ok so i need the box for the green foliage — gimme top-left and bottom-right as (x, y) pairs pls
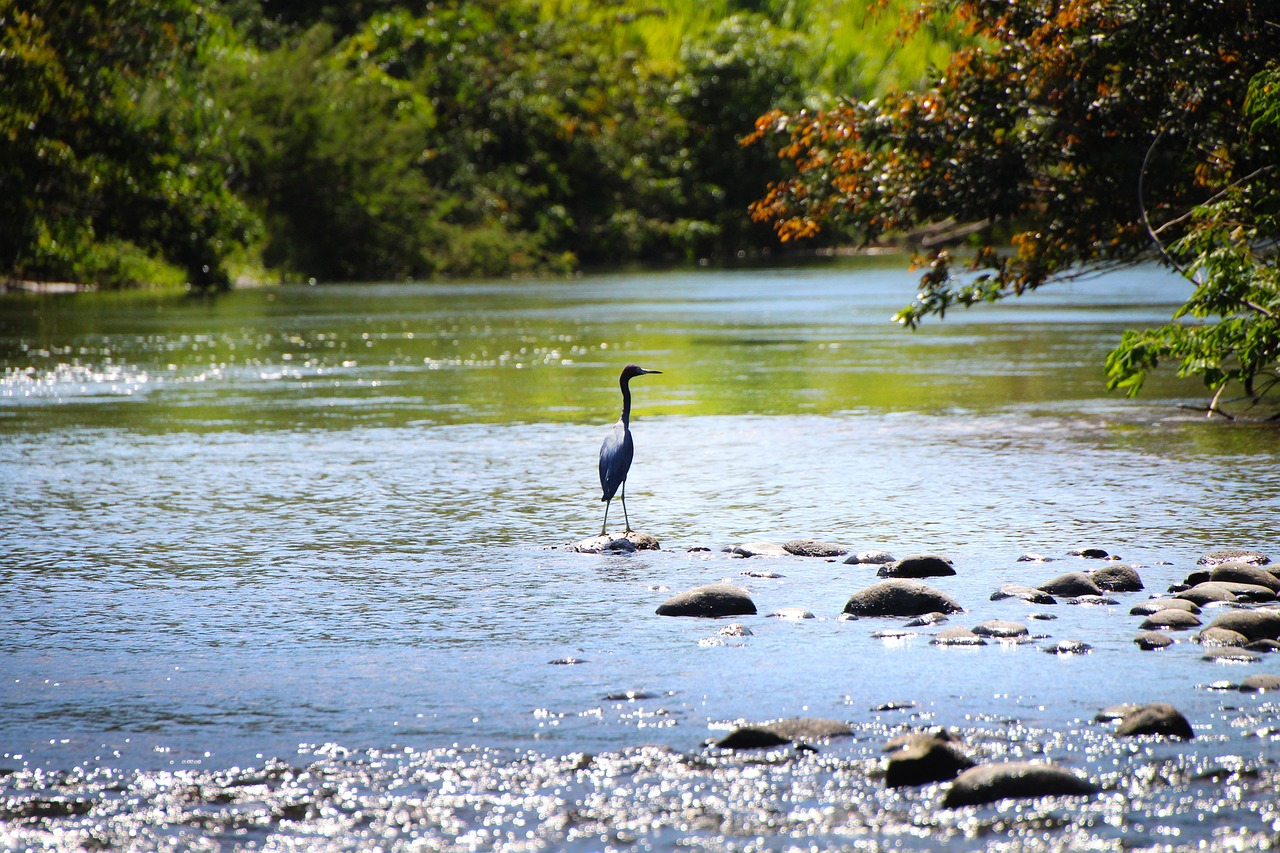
(0, 0), (256, 290)
(750, 0), (1280, 412)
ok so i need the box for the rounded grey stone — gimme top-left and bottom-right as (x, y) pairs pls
(1089, 564), (1144, 592)
(1130, 598), (1200, 616)
(1198, 549), (1271, 567)
(1209, 563), (1280, 592)
(1115, 703), (1195, 740)
(1134, 631), (1174, 650)
(942, 762), (1099, 807)
(885, 733), (974, 788)
(1038, 572), (1103, 597)
(1203, 646), (1261, 664)
(972, 620), (1029, 639)
(1174, 582), (1241, 605)
(1042, 640), (1092, 655)
(844, 550), (895, 565)
(1139, 609), (1203, 631)
(878, 554), (956, 579)
(656, 584), (757, 618)
(843, 580), (964, 618)
(1204, 609), (1280, 641)
(1196, 627), (1248, 647)
(1238, 674), (1280, 692)
(783, 539), (848, 557)
(728, 542), (789, 558)
(931, 626), (987, 646)
(991, 584), (1057, 605)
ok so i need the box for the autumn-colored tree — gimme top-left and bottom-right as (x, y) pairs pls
(748, 0), (1280, 414)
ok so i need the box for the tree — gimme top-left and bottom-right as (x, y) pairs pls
(747, 0), (1279, 414)
(0, 0), (254, 289)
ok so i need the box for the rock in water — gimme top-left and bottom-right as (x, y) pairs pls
(1089, 564), (1144, 592)
(1209, 562), (1280, 592)
(943, 762), (1099, 807)
(1198, 548), (1271, 566)
(783, 539), (848, 557)
(1134, 631), (1174, 650)
(843, 580), (963, 618)
(844, 550), (895, 565)
(884, 732), (973, 787)
(656, 584), (757, 618)
(1139, 609), (1202, 631)
(716, 717), (852, 749)
(972, 620), (1029, 639)
(878, 554), (956, 578)
(728, 542), (789, 558)
(991, 584), (1057, 605)
(1038, 572), (1103, 597)
(1203, 609), (1280, 641)
(1114, 703), (1195, 740)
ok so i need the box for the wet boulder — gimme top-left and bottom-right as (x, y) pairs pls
(656, 584), (757, 618)
(884, 731), (973, 787)
(991, 584), (1057, 605)
(1198, 548), (1271, 567)
(768, 607), (815, 620)
(877, 554), (955, 579)
(1042, 640), (1092, 655)
(1203, 608), (1280, 642)
(906, 612), (951, 627)
(1114, 703), (1195, 740)
(1089, 564), (1144, 592)
(1209, 562), (1280, 592)
(1203, 646), (1261, 664)
(783, 539), (847, 558)
(572, 535), (637, 554)
(843, 580), (963, 618)
(1139, 609), (1202, 631)
(971, 620), (1029, 639)
(1174, 582), (1243, 605)
(1134, 631), (1174, 650)
(942, 762), (1099, 807)
(844, 550), (895, 565)
(1196, 627), (1249, 647)
(1130, 598), (1200, 616)
(728, 542), (789, 558)
(716, 717), (852, 750)
(1068, 548), (1112, 559)
(1038, 572), (1103, 597)
(931, 626), (987, 647)
(1238, 674), (1280, 692)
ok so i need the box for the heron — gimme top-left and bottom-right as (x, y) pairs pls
(599, 363), (662, 535)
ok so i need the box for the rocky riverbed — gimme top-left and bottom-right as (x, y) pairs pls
(5, 543), (1278, 851)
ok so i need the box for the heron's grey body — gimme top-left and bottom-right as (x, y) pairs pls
(599, 364), (661, 535)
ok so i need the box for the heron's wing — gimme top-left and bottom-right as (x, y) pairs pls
(598, 421), (634, 501)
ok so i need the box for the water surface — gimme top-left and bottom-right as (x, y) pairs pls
(2, 259), (1278, 850)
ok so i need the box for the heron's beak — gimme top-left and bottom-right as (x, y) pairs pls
(639, 368), (662, 375)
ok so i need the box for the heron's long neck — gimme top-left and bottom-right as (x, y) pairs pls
(619, 379), (633, 425)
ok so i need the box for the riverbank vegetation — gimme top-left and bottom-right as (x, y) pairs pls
(0, 0), (958, 291)
(748, 0), (1280, 412)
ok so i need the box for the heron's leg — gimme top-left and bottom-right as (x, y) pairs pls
(600, 498), (611, 536)
(621, 480), (632, 532)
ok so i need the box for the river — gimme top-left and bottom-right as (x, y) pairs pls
(1, 258), (1277, 851)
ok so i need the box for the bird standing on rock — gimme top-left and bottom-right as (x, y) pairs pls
(599, 364), (661, 536)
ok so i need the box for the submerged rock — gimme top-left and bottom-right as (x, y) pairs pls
(656, 584), (757, 618)
(932, 626), (987, 646)
(971, 620), (1029, 639)
(1238, 673), (1280, 692)
(878, 554), (955, 579)
(1134, 631), (1174, 650)
(769, 607), (815, 620)
(1043, 640), (1092, 655)
(1089, 564), (1144, 592)
(573, 531), (659, 553)
(1068, 548), (1112, 559)
(884, 731), (973, 788)
(1115, 703), (1195, 740)
(1209, 562), (1280, 592)
(942, 762), (1099, 807)
(783, 539), (847, 558)
(905, 611), (950, 627)
(1203, 647), (1261, 664)
(1130, 598), (1200, 616)
(990, 584), (1057, 605)
(1198, 548), (1271, 567)
(727, 542), (789, 558)
(1196, 627), (1249, 647)
(843, 580), (963, 618)
(844, 550), (896, 565)
(716, 717), (853, 750)
(1038, 572), (1103, 597)
(1203, 609), (1280, 641)
(1139, 609), (1202, 631)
